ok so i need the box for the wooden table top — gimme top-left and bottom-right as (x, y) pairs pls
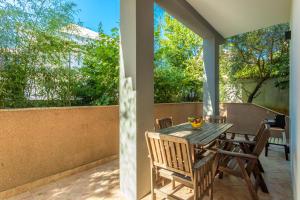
(158, 122), (233, 146)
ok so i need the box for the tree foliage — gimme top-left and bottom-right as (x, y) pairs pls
(0, 1), (289, 109)
(154, 13), (203, 103)
(0, 0), (80, 108)
(220, 24), (289, 103)
(77, 27), (119, 105)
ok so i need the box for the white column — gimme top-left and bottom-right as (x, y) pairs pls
(203, 38), (220, 116)
(290, 0), (300, 199)
(120, 0), (154, 199)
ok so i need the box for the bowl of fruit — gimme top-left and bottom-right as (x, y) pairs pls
(188, 117), (204, 129)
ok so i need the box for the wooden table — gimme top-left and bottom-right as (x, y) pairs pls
(158, 122), (233, 147)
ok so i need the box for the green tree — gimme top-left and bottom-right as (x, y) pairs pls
(220, 24), (289, 103)
(0, 0), (80, 108)
(154, 13), (203, 103)
(155, 14), (203, 69)
(77, 27), (119, 105)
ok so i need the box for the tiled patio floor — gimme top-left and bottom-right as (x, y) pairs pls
(7, 146), (292, 200)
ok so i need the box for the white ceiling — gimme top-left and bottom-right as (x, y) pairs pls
(186, 0), (291, 38)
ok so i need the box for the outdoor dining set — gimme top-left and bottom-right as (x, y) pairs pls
(145, 115), (288, 200)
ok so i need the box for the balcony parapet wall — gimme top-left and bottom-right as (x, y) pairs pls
(0, 103), (288, 198)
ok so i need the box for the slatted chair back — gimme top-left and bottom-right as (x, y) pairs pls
(156, 117), (173, 130)
(145, 131), (193, 178)
(145, 132), (164, 167)
(146, 131), (215, 200)
(194, 153), (215, 199)
(252, 124), (271, 156)
(160, 134), (193, 177)
(253, 121), (267, 142)
(204, 115), (226, 123)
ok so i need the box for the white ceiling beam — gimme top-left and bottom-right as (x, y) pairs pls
(186, 0), (291, 37)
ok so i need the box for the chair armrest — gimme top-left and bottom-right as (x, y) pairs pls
(270, 127), (285, 131)
(193, 153), (215, 169)
(225, 131), (255, 140)
(226, 131), (255, 136)
(217, 149), (257, 160)
(226, 131), (246, 135)
(217, 138), (256, 145)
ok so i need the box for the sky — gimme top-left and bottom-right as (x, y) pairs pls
(71, 1), (165, 35)
(72, 0), (120, 34)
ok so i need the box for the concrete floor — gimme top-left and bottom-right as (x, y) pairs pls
(6, 146), (292, 200)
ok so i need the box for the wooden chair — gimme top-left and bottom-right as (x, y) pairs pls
(220, 122), (267, 173)
(203, 115), (231, 140)
(265, 130), (289, 160)
(265, 115), (289, 160)
(145, 131), (215, 200)
(215, 124), (271, 200)
(202, 115), (227, 150)
(229, 121), (267, 141)
(156, 117), (173, 130)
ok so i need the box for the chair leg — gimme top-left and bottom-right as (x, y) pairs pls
(237, 158), (258, 200)
(194, 172), (198, 200)
(258, 173), (269, 193)
(213, 153), (223, 179)
(218, 171), (223, 179)
(172, 180), (175, 189)
(265, 143), (269, 157)
(257, 159), (265, 173)
(284, 145), (289, 161)
(253, 165), (269, 193)
(209, 185), (213, 200)
(150, 167), (156, 200)
(230, 132), (236, 139)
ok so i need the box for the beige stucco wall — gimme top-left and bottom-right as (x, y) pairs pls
(0, 102), (288, 194)
(220, 103), (289, 138)
(154, 102), (203, 127)
(0, 106), (119, 193)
